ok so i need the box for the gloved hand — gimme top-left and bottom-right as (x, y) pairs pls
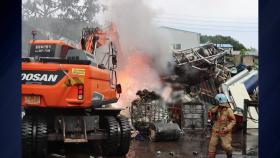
(218, 127), (229, 136)
(221, 127), (228, 132)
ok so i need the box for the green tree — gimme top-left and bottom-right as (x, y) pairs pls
(22, 0), (105, 55)
(240, 49), (247, 56)
(22, 0), (105, 40)
(23, 0), (103, 23)
(239, 49), (248, 64)
(22, 0), (63, 19)
(200, 35), (247, 51)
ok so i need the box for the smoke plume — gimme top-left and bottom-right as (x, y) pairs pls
(100, 0), (171, 109)
(103, 0), (170, 72)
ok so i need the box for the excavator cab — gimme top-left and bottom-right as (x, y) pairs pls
(28, 40), (73, 58)
(25, 40), (98, 66)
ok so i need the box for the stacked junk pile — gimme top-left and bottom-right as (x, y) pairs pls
(130, 44), (258, 141)
(130, 89), (181, 141)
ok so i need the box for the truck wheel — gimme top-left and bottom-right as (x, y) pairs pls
(149, 124), (157, 142)
(35, 117), (48, 158)
(101, 116), (120, 156)
(116, 116), (131, 156)
(22, 116), (33, 158)
(21, 115), (48, 158)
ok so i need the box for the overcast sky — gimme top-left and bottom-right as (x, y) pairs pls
(149, 0), (258, 49)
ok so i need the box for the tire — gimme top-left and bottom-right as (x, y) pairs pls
(35, 117), (48, 158)
(22, 116), (33, 158)
(101, 116), (120, 156)
(149, 125), (157, 142)
(21, 115), (48, 158)
(116, 116), (131, 156)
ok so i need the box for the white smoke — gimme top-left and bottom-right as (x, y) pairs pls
(97, 0), (174, 111)
(99, 0), (171, 73)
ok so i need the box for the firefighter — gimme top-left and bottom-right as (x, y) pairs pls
(208, 93), (236, 158)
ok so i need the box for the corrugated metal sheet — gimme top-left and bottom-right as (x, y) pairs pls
(181, 102), (207, 130)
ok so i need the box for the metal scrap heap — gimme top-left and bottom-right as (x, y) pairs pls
(131, 89), (169, 129)
(173, 43), (228, 70)
(130, 89), (181, 141)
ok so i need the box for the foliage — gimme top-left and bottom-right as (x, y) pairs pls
(22, 0), (105, 41)
(200, 35), (247, 51)
(22, 0), (104, 23)
(240, 49), (247, 56)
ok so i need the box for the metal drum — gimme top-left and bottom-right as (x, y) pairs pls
(149, 122), (181, 142)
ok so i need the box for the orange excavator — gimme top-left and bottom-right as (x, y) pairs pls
(21, 25), (131, 157)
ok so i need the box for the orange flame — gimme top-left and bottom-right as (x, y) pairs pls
(114, 51), (162, 109)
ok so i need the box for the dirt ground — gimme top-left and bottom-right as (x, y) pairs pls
(50, 129), (258, 158)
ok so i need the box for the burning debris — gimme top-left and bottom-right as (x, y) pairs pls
(135, 89), (161, 101)
(128, 43), (258, 139)
(130, 89), (181, 141)
(115, 52), (162, 111)
(130, 89), (169, 129)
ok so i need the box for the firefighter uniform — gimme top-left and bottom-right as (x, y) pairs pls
(208, 96), (236, 158)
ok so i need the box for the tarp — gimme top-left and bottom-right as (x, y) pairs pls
(244, 74), (258, 93)
(229, 84), (258, 128)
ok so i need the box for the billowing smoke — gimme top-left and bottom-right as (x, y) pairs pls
(99, 0), (172, 109)
(103, 0), (170, 72)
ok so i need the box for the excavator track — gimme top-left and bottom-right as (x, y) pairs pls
(21, 115), (48, 158)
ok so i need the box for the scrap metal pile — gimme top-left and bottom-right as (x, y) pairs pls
(130, 43), (259, 141)
(130, 89), (169, 129)
(170, 43), (259, 129)
(130, 89), (181, 141)
(162, 45), (233, 92)
(173, 43), (228, 69)
(167, 44), (236, 104)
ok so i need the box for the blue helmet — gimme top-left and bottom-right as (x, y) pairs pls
(215, 93), (228, 104)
